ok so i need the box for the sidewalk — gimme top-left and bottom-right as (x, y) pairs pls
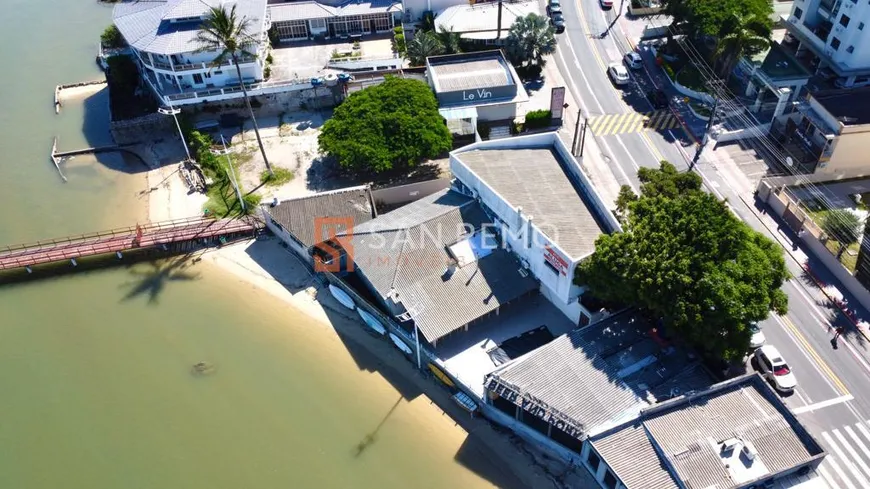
(542, 59), (624, 208)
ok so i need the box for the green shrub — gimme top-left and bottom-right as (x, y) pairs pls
(393, 25), (403, 35)
(524, 109), (552, 130)
(265, 53), (273, 64)
(393, 32), (407, 56)
(660, 59), (676, 80)
(101, 25), (126, 49)
(263, 66), (271, 79)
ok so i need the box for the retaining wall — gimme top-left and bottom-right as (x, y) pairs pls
(110, 112), (174, 145)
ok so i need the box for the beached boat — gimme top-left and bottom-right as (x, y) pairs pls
(329, 284), (356, 310)
(389, 333), (413, 355)
(357, 308), (386, 335)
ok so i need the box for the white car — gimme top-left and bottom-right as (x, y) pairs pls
(754, 345), (797, 393)
(608, 63), (630, 85)
(749, 323), (765, 349)
(624, 52), (643, 70)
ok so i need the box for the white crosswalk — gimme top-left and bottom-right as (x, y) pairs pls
(817, 421), (870, 489)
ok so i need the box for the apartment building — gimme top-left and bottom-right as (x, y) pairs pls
(784, 0), (870, 87)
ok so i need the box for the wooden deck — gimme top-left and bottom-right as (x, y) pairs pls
(0, 216), (260, 271)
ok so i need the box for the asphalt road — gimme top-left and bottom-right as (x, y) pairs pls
(549, 0), (870, 486)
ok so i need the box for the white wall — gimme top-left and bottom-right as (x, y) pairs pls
(403, 0), (466, 20)
(262, 208), (314, 266)
(477, 103), (518, 122)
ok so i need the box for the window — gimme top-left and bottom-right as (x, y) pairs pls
(543, 258), (560, 275)
(794, 7), (803, 19)
(840, 14), (851, 27)
(586, 449), (601, 473)
(860, 22), (865, 30)
(310, 18), (326, 29)
(831, 37), (841, 50)
(603, 470), (619, 489)
(193, 73), (204, 84)
(847, 46), (855, 53)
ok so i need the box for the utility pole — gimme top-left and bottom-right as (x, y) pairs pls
(220, 134), (245, 212)
(571, 107), (583, 155)
(496, 0), (504, 41)
(157, 101), (191, 162)
(579, 117), (588, 158)
(690, 81), (724, 171)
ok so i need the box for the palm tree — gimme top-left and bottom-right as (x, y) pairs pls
(196, 5), (273, 176)
(505, 14), (556, 75)
(713, 12), (770, 79)
(406, 31), (444, 66)
(437, 26), (462, 55)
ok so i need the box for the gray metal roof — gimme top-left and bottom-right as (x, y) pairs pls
(641, 375), (824, 489)
(341, 189), (538, 343)
(429, 58), (512, 92)
(455, 148), (606, 259)
(486, 313), (713, 440)
(269, 0), (401, 22)
(263, 186), (375, 249)
(113, 0), (268, 55)
(590, 423), (680, 489)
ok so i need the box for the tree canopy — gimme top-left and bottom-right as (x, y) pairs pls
(575, 162), (789, 361)
(318, 77), (452, 173)
(664, 0), (773, 39)
(505, 14), (556, 78)
(821, 209), (864, 257)
(407, 31), (444, 66)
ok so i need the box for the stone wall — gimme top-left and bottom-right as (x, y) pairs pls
(110, 112), (174, 145)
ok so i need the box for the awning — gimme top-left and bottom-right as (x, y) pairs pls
(439, 106), (478, 120)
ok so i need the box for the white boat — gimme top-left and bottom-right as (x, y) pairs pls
(357, 308), (386, 335)
(389, 333), (413, 355)
(329, 284), (356, 310)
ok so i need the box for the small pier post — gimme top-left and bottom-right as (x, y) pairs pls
(50, 137), (68, 183)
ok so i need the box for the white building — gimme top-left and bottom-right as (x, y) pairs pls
(450, 132), (622, 327)
(269, 0), (402, 42)
(784, 0), (870, 87)
(113, 0), (271, 105)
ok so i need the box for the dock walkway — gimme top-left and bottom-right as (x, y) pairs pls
(0, 216), (260, 271)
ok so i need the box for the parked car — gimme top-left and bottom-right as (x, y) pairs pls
(749, 323), (766, 349)
(600, 0), (614, 8)
(624, 52), (643, 70)
(754, 345), (797, 393)
(646, 89), (668, 109)
(607, 63), (630, 85)
(550, 14), (565, 33)
(546, 0), (563, 16)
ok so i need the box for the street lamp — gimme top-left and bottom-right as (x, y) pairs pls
(158, 101), (191, 162)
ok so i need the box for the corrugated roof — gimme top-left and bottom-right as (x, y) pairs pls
(113, 0), (268, 55)
(263, 186), (375, 249)
(591, 423), (680, 489)
(429, 58), (511, 92)
(340, 189), (538, 343)
(455, 148), (606, 259)
(642, 377), (823, 489)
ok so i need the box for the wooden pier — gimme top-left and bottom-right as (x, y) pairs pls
(0, 216), (261, 274)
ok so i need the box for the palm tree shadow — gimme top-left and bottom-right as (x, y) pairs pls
(118, 255), (201, 304)
(352, 396), (403, 458)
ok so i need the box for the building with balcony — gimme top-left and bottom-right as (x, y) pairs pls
(268, 0), (402, 42)
(784, 0), (870, 87)
(772, 87), (870, 177)
(113, 0), (272, 106)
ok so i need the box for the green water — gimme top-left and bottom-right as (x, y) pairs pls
(0, 2), (498, 487)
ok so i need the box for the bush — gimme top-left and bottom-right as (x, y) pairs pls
(263, 66), (271, 79)
(101, 25), (126, 49)
(393, 32), (407, 56)
(393, 25), (403, 35)
(524, 109), (552, 130)
(660, 58), (676, 80)
(265, 53), (273, 64)
(260, 167), (294, 186)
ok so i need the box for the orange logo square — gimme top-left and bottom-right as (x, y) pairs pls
(313, 216), (354, 272)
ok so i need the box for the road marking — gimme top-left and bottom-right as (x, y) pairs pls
(793, 387), (811, 407)
(831, 429), (870, 480)
(773, 314), (845, 397)
(587, 111), (680, 135)
(845, 425), (870, 462)
(779, 314), (850, 396)
(576, 3), (608, 71)
(824, 454), (859, 489)
(793, 394), (855, 414)
(824, 430), (870, 486)
(816, 463), (840, 489)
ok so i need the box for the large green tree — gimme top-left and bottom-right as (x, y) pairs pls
(318, 77), (452, 173)
(664, 0), (773, 38)
(505, 14), (556, 77)
(714, 12), (770, 78)
(407, 31), (444, 66)
(821, 209), (863, 258)
(576, 162), (789, 361)
(196, 5), (273, 176)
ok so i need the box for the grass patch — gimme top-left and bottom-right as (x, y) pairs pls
(204, 180), (261, 217)
(824, 239), (859, 272)
(260, 167), (294, 187)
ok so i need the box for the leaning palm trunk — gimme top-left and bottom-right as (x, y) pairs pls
(233, 53), (273, 176)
